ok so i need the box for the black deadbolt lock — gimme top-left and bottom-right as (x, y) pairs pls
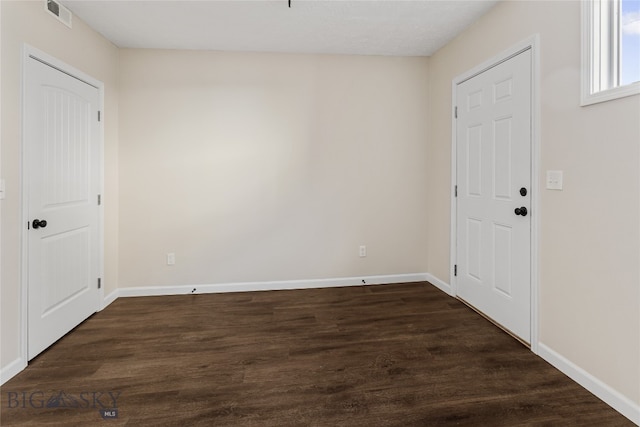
(520, 187), (527, 197)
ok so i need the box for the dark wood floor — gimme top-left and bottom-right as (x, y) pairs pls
(0, 282), (633, 426)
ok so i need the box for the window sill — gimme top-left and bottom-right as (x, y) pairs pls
(581, 81), (640, 106)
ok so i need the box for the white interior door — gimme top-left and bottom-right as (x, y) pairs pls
(25, 55), (101, 360)
(455, 49), (532, 343)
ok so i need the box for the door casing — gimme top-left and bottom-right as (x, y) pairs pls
(20, 44), (105, 364)
(450, 35), (540, 353)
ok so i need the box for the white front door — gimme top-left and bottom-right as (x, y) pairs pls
(455, 49), (532, 343)
(25, 55), (101, 360)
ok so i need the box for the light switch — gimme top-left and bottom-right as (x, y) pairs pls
(546, 170), (563, 190)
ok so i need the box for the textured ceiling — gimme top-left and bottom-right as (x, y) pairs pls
(61, 0), (499, 56)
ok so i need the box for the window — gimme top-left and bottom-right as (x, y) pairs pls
(582, 0), (640, 105)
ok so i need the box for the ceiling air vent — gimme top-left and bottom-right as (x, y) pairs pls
(45, 0), (72, 28)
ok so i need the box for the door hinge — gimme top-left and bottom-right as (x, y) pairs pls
(454, 265), (457, 276)
(97, 278), (102, 289)
(98, 194), (102, 205)
(454, 185), (458, 197)
(98, 111), (101, 122)
(454, 106), (458, 119)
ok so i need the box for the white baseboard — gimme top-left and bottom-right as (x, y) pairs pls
(538, 343), (640, 425)
(424, 273), (453, 296)
(118, 273), (431, 298)
(0, 357), (26, 386)
(101, 289), (119, 309)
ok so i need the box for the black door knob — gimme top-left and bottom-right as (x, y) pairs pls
(32, 219), (47, 229)
(514, 207), (528, 217)
(520, 187), (527, 197)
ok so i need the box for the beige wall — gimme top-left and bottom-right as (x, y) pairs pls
(0, 1), (119, 370)
(427, 0), (639, 404)
(118, 49), (430, 287)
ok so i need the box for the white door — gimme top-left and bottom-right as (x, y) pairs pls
(25, 56), (101, 360)
(455, 49), (532, 343)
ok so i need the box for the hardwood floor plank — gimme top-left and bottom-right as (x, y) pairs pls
(0, 282), (633, 426)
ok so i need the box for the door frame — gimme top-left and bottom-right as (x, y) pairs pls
(450, 35), (540, 353)
(20, 44), (105, 364)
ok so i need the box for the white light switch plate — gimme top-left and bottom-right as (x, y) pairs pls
(546, 170), (563, 190)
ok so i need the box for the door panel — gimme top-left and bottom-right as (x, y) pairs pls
(42, 87), (91, 206)
(492, 223), (512, 297)
(456, 50), (532, 343)
(41, 228), (90, 315)
(466, 125), (483, 196)
(466, 217), (482, 281)
(26, 57), (100, 360)
(493, 116), (512, 199)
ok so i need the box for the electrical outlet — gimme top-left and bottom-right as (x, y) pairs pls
(167, 253), (175, 266)
(359, 245), (367, 257)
